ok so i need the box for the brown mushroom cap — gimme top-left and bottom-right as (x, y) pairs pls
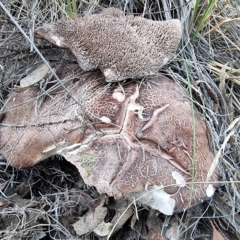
(0, 70), (219, 215)
(35, 8), (182, 82)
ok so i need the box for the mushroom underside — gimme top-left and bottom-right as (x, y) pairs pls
(35, 7), (182, 82)
(0, 69), (219, 215)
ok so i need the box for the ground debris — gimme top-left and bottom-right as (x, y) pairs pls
(0, 0), (240, 239)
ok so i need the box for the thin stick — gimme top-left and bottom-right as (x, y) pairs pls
(0, 2), (84, 107)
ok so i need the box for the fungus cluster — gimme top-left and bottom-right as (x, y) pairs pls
(0, 8), (218, 215)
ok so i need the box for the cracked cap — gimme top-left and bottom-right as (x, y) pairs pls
(0, 69), (219, 215)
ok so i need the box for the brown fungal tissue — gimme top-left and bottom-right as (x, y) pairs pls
(35, 8), (182, 82)
(0, 69), (219, 215)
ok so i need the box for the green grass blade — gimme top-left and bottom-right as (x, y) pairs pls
(192, 0), (201, 23)
(191, 0), (218, 42)
(67, 0), (77, 19)
(182, 55), (196, 205)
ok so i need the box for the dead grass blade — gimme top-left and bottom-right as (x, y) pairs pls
(209, 220), (225, 240)
(207, 116), (240, 182)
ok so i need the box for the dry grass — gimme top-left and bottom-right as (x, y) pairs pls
(0, 0), (240, 239)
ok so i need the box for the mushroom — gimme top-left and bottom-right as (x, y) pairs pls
(35, 8), (182, 82)
(0, 69), (219, 215)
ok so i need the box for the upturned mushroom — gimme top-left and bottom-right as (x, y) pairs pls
(0, 69), (219, 215)
(35, 8), (182, 82)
